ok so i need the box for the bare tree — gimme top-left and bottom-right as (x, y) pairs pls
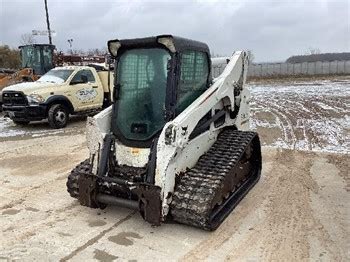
(20, 34), (36, 45)
(305, 47), (321, 55)
(211, 51), (228, 58)
(100, 47), (108, 55)
(247, 50), (255, 65)
(69, 49), (86, 55)
(87, 48), (108, 56)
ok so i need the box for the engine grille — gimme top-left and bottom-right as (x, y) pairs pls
(2, 92), (28, 106)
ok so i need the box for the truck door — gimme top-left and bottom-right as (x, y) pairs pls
(69, 69), (102, 111)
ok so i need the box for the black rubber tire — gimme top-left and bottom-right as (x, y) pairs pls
(13, 120), (30, 125)
(48, 104), (69, 129)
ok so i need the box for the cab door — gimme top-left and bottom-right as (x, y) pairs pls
(68, 69), (102, 111)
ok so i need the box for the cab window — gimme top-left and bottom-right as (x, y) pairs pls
(176, 50), (209, 114)
(71, 69), (95, 83)
(42, 46), (54, 73)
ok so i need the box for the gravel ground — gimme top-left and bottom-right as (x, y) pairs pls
(0, 78), (349, 261)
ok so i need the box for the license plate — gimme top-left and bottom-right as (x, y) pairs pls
(8, 111), (15, 118)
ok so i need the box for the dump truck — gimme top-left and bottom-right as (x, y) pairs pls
(2, 65), (113, 128)
(67, 35), (262, 230)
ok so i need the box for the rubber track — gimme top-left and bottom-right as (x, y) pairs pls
(170, 129), (259, 230)
(66, 159), (90, 198)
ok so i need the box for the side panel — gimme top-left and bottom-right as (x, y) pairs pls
(67, 69), (104, 111)
(88, 69), (104, 108)
(86, 106), (113, 174)
(234, 88), (251, 131)
(97, 71), (114, 93)
(67, 82), (96, 111)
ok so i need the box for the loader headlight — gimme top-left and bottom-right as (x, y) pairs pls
(108, 40), (121, 57)
(157, 36), (176, 53)
(27, 94), (45, 105)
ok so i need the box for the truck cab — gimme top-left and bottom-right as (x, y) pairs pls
(2, 65), (113, 128)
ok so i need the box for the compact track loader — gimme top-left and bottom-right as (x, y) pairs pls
(0, 44), (55, 90)
(67, 35), (261, 230)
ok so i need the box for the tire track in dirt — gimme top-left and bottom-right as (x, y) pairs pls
(0, 134), (88, 247)
(225, 151), (345, 261)
(250, 81), (349, 153)
(0, 174), (83, 247)
(252, 102), (296, 147)
(260, 102), (297, 147)
(59, 211), (136, 262)
(0, 151), (86, 209)
(226, 150), (317, 261)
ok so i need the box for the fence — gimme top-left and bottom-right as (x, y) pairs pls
(248, 61), (350, 78)
(211, 59), (350, 79)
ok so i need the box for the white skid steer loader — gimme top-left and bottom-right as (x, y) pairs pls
(67, 35), (261, 230)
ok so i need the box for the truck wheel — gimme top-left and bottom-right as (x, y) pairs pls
(13, 120), (30, 125)
(48, 104), (69, 129)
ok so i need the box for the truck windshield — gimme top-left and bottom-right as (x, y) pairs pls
(113, 48), (171, 141)
(37, 69), (74, 84)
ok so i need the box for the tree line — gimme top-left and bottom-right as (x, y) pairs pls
(0, 45), (21, 69)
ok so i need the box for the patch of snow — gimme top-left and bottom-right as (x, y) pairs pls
(248, 80), (350, 154)
(0, 117), (64, 139)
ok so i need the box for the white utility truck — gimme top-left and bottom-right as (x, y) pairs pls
(2, 65), (113, 128)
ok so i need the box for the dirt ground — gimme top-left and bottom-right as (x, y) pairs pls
(0, 77), (349, 261)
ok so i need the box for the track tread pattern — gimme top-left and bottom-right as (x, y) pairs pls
(66, 159), (90, 198)
(170, 129), (259, 230)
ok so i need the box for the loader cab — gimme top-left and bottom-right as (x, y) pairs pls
(108, 35), (211, 147)
(19, 44), (55, 76)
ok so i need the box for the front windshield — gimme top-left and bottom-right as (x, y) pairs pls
(21, 46), (41, 74)
(37, 69), (74, 84)
(113, 48), (171, 141)
(21, 45), (54, 75)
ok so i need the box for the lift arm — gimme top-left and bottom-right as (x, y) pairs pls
(155, 51), (250, 217)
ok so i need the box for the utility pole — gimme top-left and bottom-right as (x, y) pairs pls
(44, 0), (52, 45)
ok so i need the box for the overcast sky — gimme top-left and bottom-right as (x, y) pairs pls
(0, 0), (349, 62)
